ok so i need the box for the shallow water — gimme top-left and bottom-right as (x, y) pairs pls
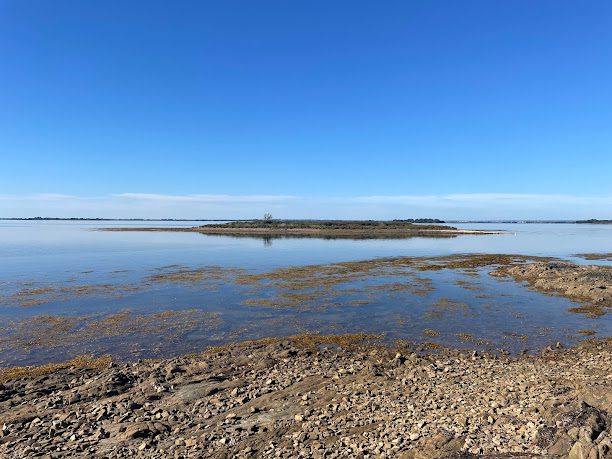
(0, 221), (610, 365)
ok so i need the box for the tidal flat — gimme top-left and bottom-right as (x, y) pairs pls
(1, 253), (610, 367)
(1, 222), (611, 457)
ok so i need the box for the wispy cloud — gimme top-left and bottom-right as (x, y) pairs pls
(113, 193), (297, 203)
(0, 192), (611, 219)
(0, 193), (81, 201)
(352, 193), (612, 206)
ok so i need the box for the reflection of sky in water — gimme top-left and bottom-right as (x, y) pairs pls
(0, 221), (610, 366)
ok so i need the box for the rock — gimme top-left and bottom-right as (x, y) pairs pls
(570, 441), (593, 459)
(185, 438), (197, 447)
(0, 336), (610, 459)
(548, 433), (574, 455)
(122, 423), (153, 440)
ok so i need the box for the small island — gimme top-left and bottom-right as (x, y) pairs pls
(102, 218), (500, 238)
(576, 219), (612, 224)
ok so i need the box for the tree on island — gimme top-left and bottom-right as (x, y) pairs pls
(263, 213), (273, 223)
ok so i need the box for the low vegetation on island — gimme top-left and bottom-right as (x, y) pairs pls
(576, 219), (612, 224)
(102, 217), (500, 239)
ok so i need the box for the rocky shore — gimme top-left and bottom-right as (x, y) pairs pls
(1, 336), (610, 458)
(492, 261), (612, 317)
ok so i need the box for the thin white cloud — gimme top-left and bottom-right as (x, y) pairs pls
(352, 193), (612, 206)
(0, 192), (611, 219)
(0, 193), (81, 201)
(113, 193), (297, 203)
(352, 195), (439, 204)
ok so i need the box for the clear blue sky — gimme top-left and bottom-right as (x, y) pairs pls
(1, 1), (611, 219)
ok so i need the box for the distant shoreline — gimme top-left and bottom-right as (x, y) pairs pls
(0, 217), (239, 221)
(2, 217), (610, 223)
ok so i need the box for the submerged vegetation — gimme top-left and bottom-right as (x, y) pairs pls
(7, 283), (139, 307)
(4, 254), (608, 316)
(424, 297), (472, 319)
(1, 254), (609, 364)
(0, 309), (221, 356)
(144, 266), (245, 286)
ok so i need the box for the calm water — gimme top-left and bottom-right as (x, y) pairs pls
(0, 221), (610, 365)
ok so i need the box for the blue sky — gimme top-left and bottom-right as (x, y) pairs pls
(1, 1), (611, 219)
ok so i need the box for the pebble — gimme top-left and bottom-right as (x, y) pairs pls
(0, 337), (609, 458)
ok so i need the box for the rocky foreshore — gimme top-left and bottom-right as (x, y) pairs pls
(492, 261), (612, 317)
(0, 336), (610, 458)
